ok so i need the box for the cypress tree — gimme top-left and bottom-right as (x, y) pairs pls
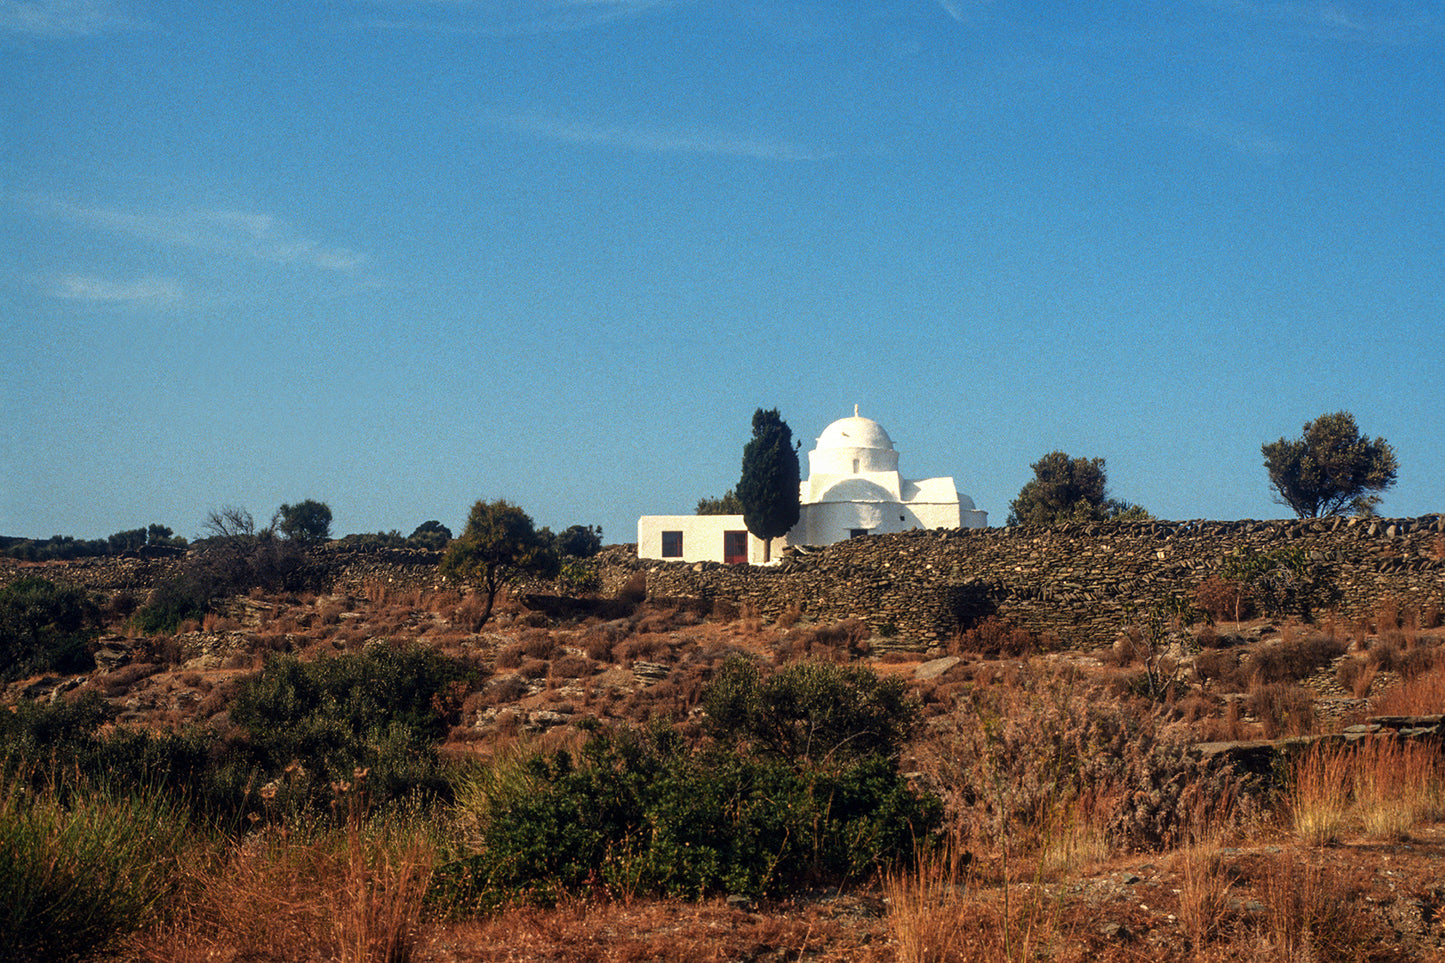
(736, 408), (801, 562)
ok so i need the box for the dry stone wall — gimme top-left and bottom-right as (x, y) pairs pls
(635, 515), (1445, 649)
(6, 517), (1442, 652)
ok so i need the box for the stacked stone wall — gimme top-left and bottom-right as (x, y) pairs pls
(5, 517), (1442, 651)
(632, 515), (1445, 649)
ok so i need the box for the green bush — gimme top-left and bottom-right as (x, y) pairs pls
(228, 645), (478, 814)
(438, 661), (934, 908)
(0, 771), (189, 962)
(436, 721), (939, 909)
(0, 577), (102, 680)
(703, 657), (918, 764)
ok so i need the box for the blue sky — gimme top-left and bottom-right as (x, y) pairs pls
(3, 0), (1441, 544)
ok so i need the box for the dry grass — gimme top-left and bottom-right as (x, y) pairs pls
(414, 898), (862, 963)
(1251, 852), (1379, 963)
(136, 802), (434, 963)
(1290, 743), (1356, 846)
(1290, 738), (1444, 846)
(1373, 665), (1445, 714)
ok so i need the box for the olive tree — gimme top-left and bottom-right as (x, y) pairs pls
(1006, 451), (1150, 526)
(695, 489), (743, 515)
(1262, 411), (1398, 518)
(736, 409), (800, 562)
(276, 500), (332, 542)
(440, 500), (560, 629)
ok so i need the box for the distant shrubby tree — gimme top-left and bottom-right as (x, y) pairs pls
(3, 523), (184, 561)
(335, 530), (405, 551)
(136, 506), (315, 634)
(440, 499), (560, 629)
(695, 489), (743, 515)
(553, 524), (602, 558)
(1006, 451), (1151, 526)
(1261, 411), (1398, 518)
(107, 528), (148, 554)
(276, 499), (332, 542)
(145, 524), (186, 549)
(407, 520), (452, 551)
(736, 408), (801, 562)
(0, 577), (101, 679)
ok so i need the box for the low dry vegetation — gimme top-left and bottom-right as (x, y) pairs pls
(4, 565), (1445, 962)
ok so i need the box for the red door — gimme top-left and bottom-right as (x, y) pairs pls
(724, 531), (748, 564)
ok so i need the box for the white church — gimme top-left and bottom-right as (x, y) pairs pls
(637, 409), (988, 563)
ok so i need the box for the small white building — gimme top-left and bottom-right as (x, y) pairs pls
(638, 409), (987, 563)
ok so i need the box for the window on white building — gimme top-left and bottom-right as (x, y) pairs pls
(661, 531), (683, 557)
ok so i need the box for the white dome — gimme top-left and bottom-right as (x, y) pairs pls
(815, 416), (895, 452)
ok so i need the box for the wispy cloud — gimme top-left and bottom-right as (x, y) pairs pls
(52, 273), (183, 306)
(0, 0), (133, 36)
(1164, 109), (1292, 162)
(41, 198), (366, 273)
(1199, 0), (1440, 44)
(499, 113), (834, 162)
(358, 0), (677, 36)
(937, 0), (991, 25)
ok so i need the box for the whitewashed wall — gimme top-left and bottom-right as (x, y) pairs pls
(636, 515), (780, 564)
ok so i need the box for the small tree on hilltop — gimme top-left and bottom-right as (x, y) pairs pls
(1007, 451), (1150, 526)
(696, 489), (744, 515)
(440, 499), (560, 629)
(276, 499), (332, 542)
(407, 520), (452, 551)
(553, 524), (603, 558)
(1261, 411), (1398, 518)
(736, 408), (801, 562)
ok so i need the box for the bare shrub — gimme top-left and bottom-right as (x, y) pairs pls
(951, 616), (1043, 657)
(517, 629), (556, 660)
(775, 603), (802, 629)
(453, 592), (492, 632)
(1193, 576), (1253, 623)
(616, 571), (647, 605)
(579, 628), (617, 663)
(783, 619), (871, 661)
(916, 667), (1253, 858)
(1248, 682), (1316, 739)
(1396, 645), (1444, 680)
(549, 654), (595, 680)
(481, 675), (529, 707)
(494, 644), (524, 670)
(709, 597), (739, 622)
(1194, 649), (1245, 690)
(1248, 628), (1347, 684)
(517, 658), (548, 680)
(1335, 656), (1376, 698)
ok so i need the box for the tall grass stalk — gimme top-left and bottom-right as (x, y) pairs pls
(1349, 738), (1441, 840)
(0, 767), (187, 962)
(1289, 743), (1352, 845)
(885, 848), (970, 963)
(140, 787), (435, 963)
